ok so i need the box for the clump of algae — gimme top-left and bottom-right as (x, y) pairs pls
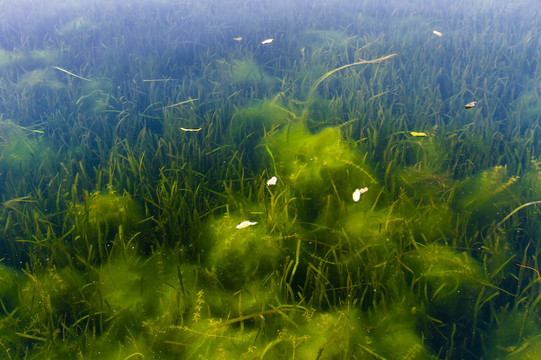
(405, 244), (483, 300)
(504, 336), (541, 360)
(0, 125), (54, 176)
(18, 265), (87, 333)
(201, 214), (282, 289)
(215, 57), (277, 88)
(70, 190), (142, 242)
(0, 263), (22, 314)
(403, 243), (486, 337)
(292, 310), (361, 359)
(231, 98), (292, 137)
(484, 307), (541, 360)
(453, 165), (519, 224)
(262, 120), (376, 223)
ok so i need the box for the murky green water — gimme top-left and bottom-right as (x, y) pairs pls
(0, 0), (540, 358)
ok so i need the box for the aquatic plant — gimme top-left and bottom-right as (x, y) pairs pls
(201, 214), (282, 289)
(0, 0), (540, 358)
(261, 119), (377, 224)
(453, 165), (520, 226)
(67, 190), (143, 264)
(0, 124), (51, 176)
(0, 263), (21, 315)
(214, 56), (278, 94)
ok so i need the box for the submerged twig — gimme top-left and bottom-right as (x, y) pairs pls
(51, 66), (91, 82)
(159, 98), (199, 110)
(308, 53), (398, 101)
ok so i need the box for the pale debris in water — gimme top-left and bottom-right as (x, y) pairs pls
(352, 187), (368, 202)
(433, 30), (443, 37)
(236, 221), (258, 229)
(266, 176), (278, 186)
(180, 127), (202, 132)
(261, 38), (274, 44)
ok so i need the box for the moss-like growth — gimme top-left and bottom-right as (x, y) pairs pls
(0, 126), (54, 177)
(202, 214), (282, 289)
(215, 57), (277, 89)
(504, 336), (541, 360)
(394, 177), (457, 243)
(0, 49), (58, 72)
(405, 244), (483, 301)
(293, 310), (362, 359)
(361, 303), (430, 360)
(340, 207), (398, 259)
(301, 29), (356, 50)
(16, 68), (65, 90)
(70, 191), (142, 248)
(0, 263), (22, 314)
(404, 243), (485, 351)
(398, 165), (453, 205)
(16, 265), (88, 348)
(263, 121), (377, 223)
(453, 165), (520, 225)
(231, 98), (292, 138)
(484, 308), (541, 360)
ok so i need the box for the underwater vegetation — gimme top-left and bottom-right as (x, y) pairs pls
(1, 0), (541, 358)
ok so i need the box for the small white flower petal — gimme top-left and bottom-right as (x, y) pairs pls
(266, 176), (278, 186)
(352, 187), (368, 202)
(236, 221), (258, 229)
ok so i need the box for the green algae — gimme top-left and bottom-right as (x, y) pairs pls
(215, 56), (278, 90)
(453, 165), (520, 228)
(367, 304), (429, 360)
(261, 120), (377, 223)
(0, 127), (52, 176)
(70, 191), (142, 238)
(405, 244), (484, 297)
(0, 263), (21, 314)
(0, 0), (540, 359)
(202, 214), (282, 289)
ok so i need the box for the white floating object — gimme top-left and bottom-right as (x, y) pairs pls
(266, 176), (278, 186)
(236, 221), (258, 229)
(180, 127), (202, 132)
(352, 187), (368, 202)
(261, 38), (274, 45)
(432, 30), (443, 37)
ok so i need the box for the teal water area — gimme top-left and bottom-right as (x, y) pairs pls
(0, 0), (540, 358)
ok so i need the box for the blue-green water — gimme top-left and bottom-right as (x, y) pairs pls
(0, 0), (540, 358)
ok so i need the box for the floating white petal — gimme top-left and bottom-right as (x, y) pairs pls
(352, 187), (368, 202)
(266, 176), (278, 186)
(261, 38), (274, 45)
(433, 30), (443, 37)
(236, 221), (258, 229)
(180, 127), (202, 132)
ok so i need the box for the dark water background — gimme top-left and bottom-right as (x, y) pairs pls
(0, 0), (540, 359)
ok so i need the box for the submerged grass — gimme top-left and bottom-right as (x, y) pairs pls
(0, 0), (540, 358)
